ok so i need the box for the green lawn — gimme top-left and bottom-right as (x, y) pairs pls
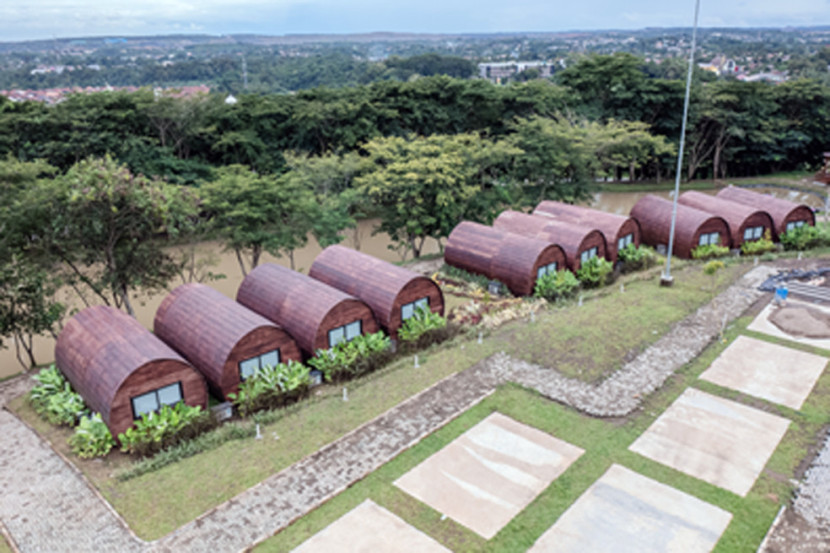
(504, 262), (746, 381)
(0, 535), (13, 553)
(256, 316), (830, 552)
(3, 257), (762, 541)
(597, 170), (817, 193)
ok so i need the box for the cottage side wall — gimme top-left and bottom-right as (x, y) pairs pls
(109, 360), (207, 437)
(313, 300), (379, 354)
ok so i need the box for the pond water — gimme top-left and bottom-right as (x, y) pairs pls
(2, 185), (825, 378)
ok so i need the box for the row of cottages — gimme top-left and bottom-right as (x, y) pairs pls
(445, 202), (640, 296)
(630, 187), (815, 258)
(55, 247), (444, 436)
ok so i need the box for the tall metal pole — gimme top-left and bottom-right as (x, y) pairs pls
(661, 0), (701, 286)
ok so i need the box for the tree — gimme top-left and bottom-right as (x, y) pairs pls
(201, 165), (318, 275)
(14, 156), (198, 317)
(0, 257), (65, 369)
(356, 133), (520, 258)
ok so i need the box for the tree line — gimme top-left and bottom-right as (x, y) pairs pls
(2, 52), (830, 368)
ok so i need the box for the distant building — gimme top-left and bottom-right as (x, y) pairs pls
(478, 61), (554, 83)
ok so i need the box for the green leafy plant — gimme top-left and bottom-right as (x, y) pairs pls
(397, 307), (459, 353)
(28, 365), (89, 426)
(575, 257), (614, 289)
(228, 360), (312, 417)
(740, 230), (776, 255)
(68, 413), (115, 458)
(780, 225), (822, 251)
(691, 243), (730, 260)
(534, 269), (580, 302)
(308, 331), (393, 383)
(617, 244), (657, 273)
(399, 307), (447, 342)
(117, 402), (215, 457)
(703, 259), (726, 294)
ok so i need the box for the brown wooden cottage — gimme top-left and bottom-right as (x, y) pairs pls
(444, 221), (566, 296)
(678, 190), (774, 248)
(493, 210), (607, 271)
(630, 195), (730, 258)
(716, 185), (816, 240)
(533, 200), (641, 263)
(154, 283), (302, 400)
(54, 305), (208, 437)
(237, 263), (379, 356)
(309, 245), (444, 339)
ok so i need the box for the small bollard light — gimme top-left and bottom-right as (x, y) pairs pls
(754, 256), (759, 266)
(477, 331), (483, 345)
(342, 387), (349, 402)
(414, 354), (420, 368)
(620, 283), (625, 293)
(530, 310), (536, 323)
(578, 295), (583, 307)
(255, 423), (262, 440)
(798, 251), (803, 260)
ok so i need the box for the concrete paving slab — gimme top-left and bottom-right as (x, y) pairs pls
(629, 388), (790, 497)
(292, 499), (450, 553)
(394, 412), (584, 539)
(528, 464), (732, 553)
(700, 335), (827, 410)
(748, 299), (830, 351)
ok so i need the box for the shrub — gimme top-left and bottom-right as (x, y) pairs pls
(691, 244), (730, 260)
(68, 413), (115, 458)
(703, 259), (726, 276)
(117, 421), (256, 481)
(29, 365), (89, 426)
(117, 402), (216, 457)
(399, 307), (447, 342)
(228, 360), (311, 417)
(617, 244), (657, 273)
(740, 231), (776, 255)
(308, 331), (393, 383)
(439, 264), (492, 289)
(575, 257), (614, 289)
(780, 225), (822, 251)
(534, 269), (580, 302)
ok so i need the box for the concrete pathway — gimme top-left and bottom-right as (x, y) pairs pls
(0, 266), (778, 552)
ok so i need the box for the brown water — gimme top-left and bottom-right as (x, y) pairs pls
(3, 186), (825, 378)
(0, 218), (440, 378)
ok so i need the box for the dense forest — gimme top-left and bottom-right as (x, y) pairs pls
(1, 51), (830, 367)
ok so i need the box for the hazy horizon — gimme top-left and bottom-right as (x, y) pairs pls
(1, 0), (829, 43)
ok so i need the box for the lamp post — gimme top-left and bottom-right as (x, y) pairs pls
(661, 0), (701, 287)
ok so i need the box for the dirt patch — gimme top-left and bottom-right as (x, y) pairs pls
(762, 508), (830, 553)
(769, 305), (830, 339)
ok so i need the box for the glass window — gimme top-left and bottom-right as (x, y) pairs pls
(580, 247), (597, 264)
(753, 226), (763, 239)
(328, 326), (345, 348)
(709, 232), (720, 245)
(618, 234), (633, 251)
(239, 358), (259, 380)
(131, 391), (159, 418)
(260, 350), (280, 370)
(403, 297), (431, 320)
(536, 262), (557, 281)
(743, 228), (753, 241)
(157, 383), (182, 407)
(699, 233), (709, 246)
(345, 320), (362, 341)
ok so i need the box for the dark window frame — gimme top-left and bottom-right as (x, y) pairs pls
(401, 296), (431, 321)
(238, 348), (282, 381)
(130, 381), (184, 420)
(328, 319), (363, 348)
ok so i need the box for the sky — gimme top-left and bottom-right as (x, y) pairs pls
(1, 0), (829, 42)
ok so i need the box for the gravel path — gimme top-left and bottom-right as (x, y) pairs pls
(0, 265), (796, 553)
